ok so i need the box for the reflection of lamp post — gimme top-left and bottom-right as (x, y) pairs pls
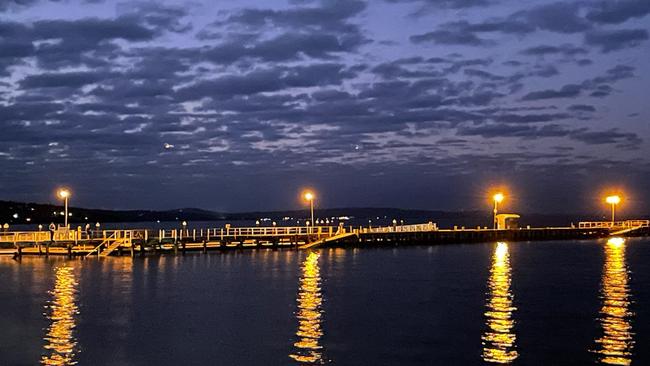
(304, 192), (315, 230)
(493, 193), (504, 230)
(57, 188), (71, 228)
(605, 195), (621, 224)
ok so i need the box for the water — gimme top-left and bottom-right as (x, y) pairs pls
(1, 238), (649, 365)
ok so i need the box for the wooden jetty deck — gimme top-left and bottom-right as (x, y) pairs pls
(0, 226), (342, 257)
(0, 220), (648, 258)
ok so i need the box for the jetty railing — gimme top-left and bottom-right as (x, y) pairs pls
(157, 226), (338, 242)
(366, 222), (438, 233)
(0, 231), (51, 244)
(578, 220), (650, 229)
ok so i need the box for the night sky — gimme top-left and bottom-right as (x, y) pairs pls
(0, 0), (648, 214)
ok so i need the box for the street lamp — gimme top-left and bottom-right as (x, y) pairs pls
(57, 188), (71, 228)
(304, 191), (315, 231)
(493, 193), (504, 229)
(605, 195), (621, 224)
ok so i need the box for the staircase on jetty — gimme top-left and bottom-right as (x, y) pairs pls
(86, 231), (134, 257)
(300, 232), (358, 250)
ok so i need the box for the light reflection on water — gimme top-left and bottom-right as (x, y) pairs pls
(41, 266), (79, 366)
(594, 237), (634, 365)
(482, 242), (518, 364)
(289, 251), (324, 364)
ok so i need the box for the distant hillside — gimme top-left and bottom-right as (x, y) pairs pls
(0, 200), (611, 228)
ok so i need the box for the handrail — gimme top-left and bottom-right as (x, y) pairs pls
(366, 223), (438, 233)
(159, 226), (337, 239)
(578, 220), (650, 229)
(85, 231), (118, 257)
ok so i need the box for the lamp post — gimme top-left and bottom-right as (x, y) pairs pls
(57, 188), (71, 228)
(605, 195), (621, 225)
(304, 192), (315, 232)
(493, 193), (504, 230)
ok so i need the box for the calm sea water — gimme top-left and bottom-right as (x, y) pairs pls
(1, 238), (649, 365)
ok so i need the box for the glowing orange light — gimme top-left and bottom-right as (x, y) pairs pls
(304, 192), (314, 201)
(606, 195), (621, 205)
(57, 189), (71, 199)
(493, 193), (505, 203)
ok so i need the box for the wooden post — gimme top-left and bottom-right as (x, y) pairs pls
(203, 240), (207, 254)
(67, 244), (72, 258)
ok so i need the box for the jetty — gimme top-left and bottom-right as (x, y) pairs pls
(1, 219), (648, 258)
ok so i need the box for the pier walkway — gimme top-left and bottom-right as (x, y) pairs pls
(1, 220), (647, 257)
(0, 226), (342, 257)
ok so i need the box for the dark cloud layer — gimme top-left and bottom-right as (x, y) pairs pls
(0, 0), (648, 213)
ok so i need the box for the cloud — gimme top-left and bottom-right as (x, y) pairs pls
(410, 29), (492, 46)
(522, 84), (583, 101)
(569, 128), (642, 147)
(457, 122), (642, 148)
(585, 29), (649, 52)
(567, 104), (596, 112)
(213, 0), (366, 31)
(586, 0), (650, 24)
(411, 1), (593, 46)
(520, 44), (588, 57)
(521, 65), (635, 100)
(0, 0), (39, 11)
(383, 0), (491, 8)
(176, 63), (355, 101)
(512, 2), (591, 34)
(201, 32), (366, 64)
(19, 71), (109, 89)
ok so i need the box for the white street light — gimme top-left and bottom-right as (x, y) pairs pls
(57, 188), (71, 228)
